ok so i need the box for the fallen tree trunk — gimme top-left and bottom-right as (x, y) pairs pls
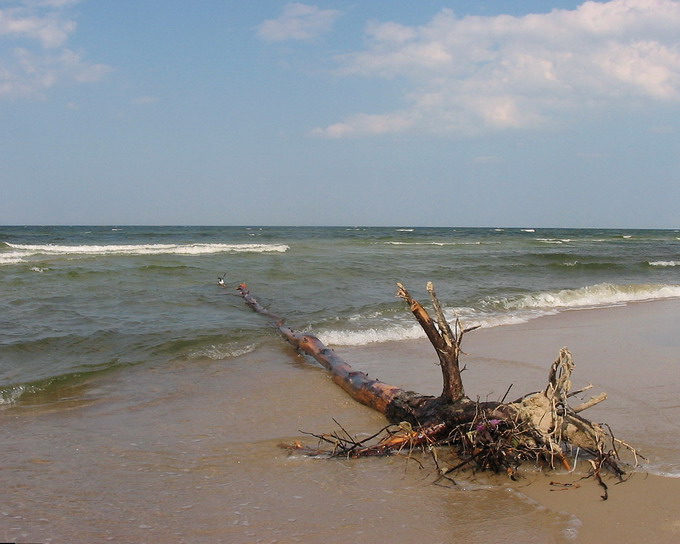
(238, 284), (402, 413)
(234, 281), (638, 481)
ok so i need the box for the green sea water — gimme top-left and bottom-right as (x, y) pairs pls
(1, 225), (679, 405)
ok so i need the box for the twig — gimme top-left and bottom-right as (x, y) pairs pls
(572, 392), (607, 413)
(567, 384), (594, 398)
(587, 458), (609, 500)
(500, 383), (514, 404)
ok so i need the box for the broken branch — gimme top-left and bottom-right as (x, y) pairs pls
(236, 281), (636, 491)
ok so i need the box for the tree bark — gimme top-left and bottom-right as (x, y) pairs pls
(238, 284), (403, 413)
(234, 281), (633, 476)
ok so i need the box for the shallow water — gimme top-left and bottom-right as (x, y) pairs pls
(1, 344), (584, 543)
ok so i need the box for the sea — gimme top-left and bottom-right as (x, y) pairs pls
(1, 225), (679, 542)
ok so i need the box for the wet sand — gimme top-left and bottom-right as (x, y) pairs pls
(1, 299), (679, 542)
(471, 299), (680, 543)
(341, 297), (680, 543)
(521, 472), (680, 543)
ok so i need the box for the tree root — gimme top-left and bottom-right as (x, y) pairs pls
(235, 281), (641, 494)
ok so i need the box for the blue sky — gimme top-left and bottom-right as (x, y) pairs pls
(1, 0), (679, 227)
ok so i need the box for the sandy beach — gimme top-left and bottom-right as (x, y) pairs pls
(2, 297), (679, 543)
(339, 298), (680, 543)
(460, 299), (680, 543)
(470, 299), (680, 543)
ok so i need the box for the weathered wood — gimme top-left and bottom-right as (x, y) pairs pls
(237, 283), (402, 413)
(396, 282), (480, 403)
(236, 282), (502, 431)
(234, 281), (636, 480)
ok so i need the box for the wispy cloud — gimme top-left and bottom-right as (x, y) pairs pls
(0, 0), (110, 98)
(314, 0), (680, 137)
(257, 3), (341, 42)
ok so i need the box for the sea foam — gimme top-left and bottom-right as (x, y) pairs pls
(318, 323), (424, 346)
(2, 242), (289, 263)
(188, 342), (257, 361)
(648, 261), (678, 267)
(319, 310), (546, 346)
(639, 463), (680, 478)
(318, 283), (680, 346)
(487, 283), (680, 311)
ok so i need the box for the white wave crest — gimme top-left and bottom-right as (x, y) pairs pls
(318, 308), (546, 346)
(490, 283), (680, 311)
(318, 323), (425, 346)
(3, 242), (289, 260)
(648, 261), (678, 267)
(0, 253), (25, 265)
(537, 238), (574, 244)
(0, 385), (26, 406)
(320, 283), (680, 346)
(384, 241), (485, 246)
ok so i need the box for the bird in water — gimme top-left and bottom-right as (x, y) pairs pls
(217, 272), (227, 287)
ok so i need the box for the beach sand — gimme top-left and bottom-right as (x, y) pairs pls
(2, 299), (679, 543)
(473, 299), (680, 543)
(341, 298), (680, 543)
(520, 472), (680, 543)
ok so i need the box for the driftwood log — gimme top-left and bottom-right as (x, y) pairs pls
(234, 281), (639, 487)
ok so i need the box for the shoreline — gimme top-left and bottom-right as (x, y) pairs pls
(489, 299), (680, 542)
(1, 297), (678, 543)
(517, 470), (680, 542)
(447, 298), (680, 542)
(345, 298), (680, 543)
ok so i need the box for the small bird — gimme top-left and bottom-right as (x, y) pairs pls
(217, 272), (227, 287)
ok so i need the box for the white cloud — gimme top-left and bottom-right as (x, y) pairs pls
(0, 2), (76, 47)
(0, 0), (110, 99)
(314, 0), (680, 137)
(257, 3), (341, 42)
(313, 111), (415, 138)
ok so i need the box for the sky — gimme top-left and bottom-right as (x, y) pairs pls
(1, 0), (679, 228)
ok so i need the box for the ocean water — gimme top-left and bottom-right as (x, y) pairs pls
(2, 225), (679, 402)
(1, 225), (679, 542)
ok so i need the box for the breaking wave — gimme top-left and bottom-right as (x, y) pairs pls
(319, 323), (424, 346)
(1, 242), (289, 264)
(0, 361), (129, 407)
(317, 283), (680, 346)
(487, 283), (680, 311)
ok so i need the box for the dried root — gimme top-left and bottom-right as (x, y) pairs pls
(279, 420), (446, 459)
(238, 281), (640, 497)
(280, 348), (638, 496)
